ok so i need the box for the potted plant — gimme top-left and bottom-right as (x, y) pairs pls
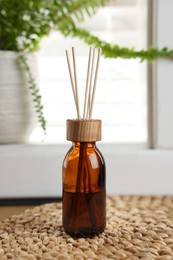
(0, 0), (108, 143)
(0, 0), (171, 143)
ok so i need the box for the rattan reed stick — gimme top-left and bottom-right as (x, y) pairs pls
(65, 47), (101, 120)
(65, 50), (79, 117)
(89, 48), (101, 119)
(83, 47), (92, 119)
(86, 48), (96, 119)
(72, 47), (80, 119)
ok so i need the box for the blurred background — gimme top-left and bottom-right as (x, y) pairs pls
(0, 0), (173, 219)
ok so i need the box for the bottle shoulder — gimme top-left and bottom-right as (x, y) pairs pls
(63, 143), (105, 164)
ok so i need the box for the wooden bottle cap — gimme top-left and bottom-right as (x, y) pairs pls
(67, 119), (101, 142)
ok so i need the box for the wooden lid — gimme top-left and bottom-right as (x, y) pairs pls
(67, 119), (101, 142)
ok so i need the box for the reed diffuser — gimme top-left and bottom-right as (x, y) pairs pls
(62, 47), (106, 238)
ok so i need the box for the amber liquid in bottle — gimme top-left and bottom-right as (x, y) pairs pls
(62, 142), (106, 238)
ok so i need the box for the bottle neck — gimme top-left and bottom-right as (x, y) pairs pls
(73, 141), (96, 148)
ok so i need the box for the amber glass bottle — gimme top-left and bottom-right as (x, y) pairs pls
(62, 119), (106, 238)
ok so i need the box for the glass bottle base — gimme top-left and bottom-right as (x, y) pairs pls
(64, 226), (105, 238)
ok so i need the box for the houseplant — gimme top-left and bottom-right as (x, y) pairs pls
(0, 0), (173, 143)
(0, 0), (106, 143)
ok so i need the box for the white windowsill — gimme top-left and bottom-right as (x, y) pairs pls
(0, 144), (173, 198)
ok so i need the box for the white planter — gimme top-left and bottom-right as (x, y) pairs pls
(0, 51), (37, 144)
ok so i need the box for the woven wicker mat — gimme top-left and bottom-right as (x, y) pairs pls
(0, 196), (173, 260)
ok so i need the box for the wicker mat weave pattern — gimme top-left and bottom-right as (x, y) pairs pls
(0, 196), (173, 260)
